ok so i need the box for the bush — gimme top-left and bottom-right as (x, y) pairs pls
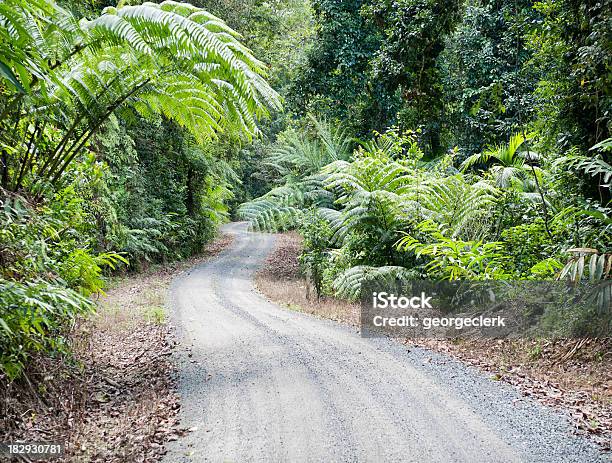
(0, 280), (94, 380)
(0, 193), (123, 379)
(501, 220), (553, 277)
(299, 209), (332, 299)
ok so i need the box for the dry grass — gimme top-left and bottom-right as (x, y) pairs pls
(256, 277), (360, 325)
(97, 232), (234, 330)
(254, 232), (359, 325)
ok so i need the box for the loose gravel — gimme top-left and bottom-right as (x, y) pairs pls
(164, 222), (608, 463)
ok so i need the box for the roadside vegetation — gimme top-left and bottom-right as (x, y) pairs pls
(240, 0), (612, 339)
(1, 233), (233, 459)
(0, 0), (280, 381)
(1, 0), (610, 457)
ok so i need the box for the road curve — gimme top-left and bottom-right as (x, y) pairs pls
(164, 222), (606, 463)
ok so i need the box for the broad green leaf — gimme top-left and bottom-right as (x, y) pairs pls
(0, 61), (26, 93)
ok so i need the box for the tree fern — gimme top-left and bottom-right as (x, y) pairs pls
(238, 201), (303, 232)
(266, 130), (330, 177)
(323, 156), (413, 202)
(307, 114), (353, 163)
(1, 0), (281, 189)
(266, 115), (353, 178)
(240, 115), (351, 231)
(415, 175), (498, 239)
(317, 207), (348, 246)
(333, 265), (414, 300)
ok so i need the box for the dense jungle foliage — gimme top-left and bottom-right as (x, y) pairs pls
(1, 0), (610, 379)
(0, 0), (283, 379)
(238, 0), (612, 333)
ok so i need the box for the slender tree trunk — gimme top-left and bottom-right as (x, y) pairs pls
(1, 150), (9, 190)
(186, 166), (195, 216)
(51, 78), (151, 184)
(14, 121), (42, 191)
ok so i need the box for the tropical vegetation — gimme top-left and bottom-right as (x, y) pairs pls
(0, 0), (280, 379)
(1, 0), (610, 379)
(238, 0), (611, 335)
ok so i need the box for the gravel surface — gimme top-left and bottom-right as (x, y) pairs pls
(164, 222), (608, 463)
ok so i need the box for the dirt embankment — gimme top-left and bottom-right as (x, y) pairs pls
(0, 233), (233, 462)
(255, 232), (359, 325)
(255, 232), (611, 450)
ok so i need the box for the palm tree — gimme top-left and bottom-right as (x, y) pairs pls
(461, 132), (554, 237)
(460, 133), (541, 190)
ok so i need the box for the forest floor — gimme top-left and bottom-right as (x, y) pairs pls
(255, 232), (612, 451)
(0, 233), (233, 462)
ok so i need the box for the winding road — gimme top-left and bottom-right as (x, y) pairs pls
(164, 222), (606, 463)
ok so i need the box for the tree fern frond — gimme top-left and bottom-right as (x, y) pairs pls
(307, 113), (353, 162)
(333, 265), (414, 300)
(416, 175), (498, 239)
(316, 207), (342, 241)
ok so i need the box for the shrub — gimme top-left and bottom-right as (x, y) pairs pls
(501, 220), (553, 276)
(0, 193), (124, 379)
(0, 280), (94, 380)
(299, 209), (332, 299)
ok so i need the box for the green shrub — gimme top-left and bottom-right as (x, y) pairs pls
(501, 220), (553, 276)
(0, 194), (124, 379)
(0, 280), (94, 380)
(397, 220), (512, 280)
(299, 209), (332, 299)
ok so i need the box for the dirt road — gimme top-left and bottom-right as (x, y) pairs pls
(164, 222), (606, 463)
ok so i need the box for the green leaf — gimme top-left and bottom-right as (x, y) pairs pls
(0, 61), (26, 93)
(0, 317), (13, 335)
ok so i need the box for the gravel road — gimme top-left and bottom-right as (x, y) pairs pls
(164, 222), (608, 463)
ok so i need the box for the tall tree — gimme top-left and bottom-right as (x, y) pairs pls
(527, 0), (611, 151)
(288, 0), (391, 134)
(362, 0), (462, 153)
(439, 0), (538, 156)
